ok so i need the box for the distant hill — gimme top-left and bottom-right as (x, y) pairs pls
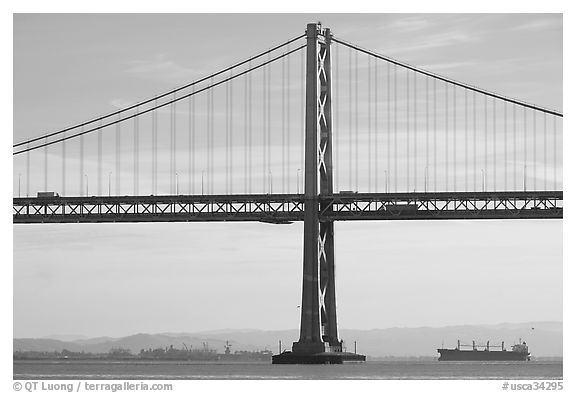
(14, 338), (84, 353)
(43, 334), (88, 342)
(14, 321), (561, 358)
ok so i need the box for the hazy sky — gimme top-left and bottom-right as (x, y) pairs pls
(12, 14), (562, 338)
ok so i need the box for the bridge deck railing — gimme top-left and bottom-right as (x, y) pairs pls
(13, 191), (562, 223)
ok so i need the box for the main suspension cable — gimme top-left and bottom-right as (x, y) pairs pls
(14, 33), (306, 149)
(14, 44), (306, 156)
(332, 36), (563, 118)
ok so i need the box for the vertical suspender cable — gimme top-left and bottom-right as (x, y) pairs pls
(174, 96), (177, 194)
(493, 98), (497, 192)
(62, 131), (66, 196)
(425, 77), (429, 191)
(464, 89), (468, 192)
(267, 52), (272, 193)
(134, 106), (139, 195)
(263, 60), (267, 193)
(533, 109), (537, 190)
(225, 74), (230, 194)
(393, 64), (397, 193)
(188, 95), (192, 195)
(249, 61), (253, 194)
(368, 56), (372, 192)
(244, 64), (248, 193)
(210, 78), (214, 194)
(348, 48), (352, 190)
(98, 121), (102, 195)
(230, 70), (234, 194)
(386, 62), (391, 193)
(151, 102), (155, 195)
(80, 128), (84, 196)
(228, 77), (232, 194)
(413, 71), (417, 191)
(191, 93), (196, 195)
(354, 50), (359, 191)
(453, 85), (456, 192)
(433, 78), (437, 192)
(543, 114), (547, 191)
(513, 104), (516, 190)
(280, 52), (288, 194)
(374, 56), (378, 192)
(60, 132), (66, 196)
(206, 82), (210, 195)
(210, 80), (214, 194)
(523, 106), (527, 192)
(228, 71), (232, 194)
(153, 99), (158, 195)
(286, 44), (290, 194)
(553, 116), (557, 190)
(246, 63), (251, 194)
(287, 44), (291, 194)
(282, 51), (286, 193)
(473, 92), (476, 191)
(116, 114), (120, 196)
(406, 69), (410, 193)
(484, 95), (488, 192)
(26, 142), (30, 197)
(503, 101), (507, 190)
(170, 99), (174, 194)
(445, 82), (448, 192)
(44, 135), (48, 192)
(174, 98), (178, 194)
(149, 104), (154, 194)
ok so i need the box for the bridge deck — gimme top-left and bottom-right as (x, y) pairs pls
(13, 191), (562, 224)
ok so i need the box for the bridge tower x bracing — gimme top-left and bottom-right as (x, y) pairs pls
(292, 23), (340, 354)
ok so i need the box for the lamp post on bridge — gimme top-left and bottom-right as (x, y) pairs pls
(297, 168), (301, 194)
(84, 174), (88, 197)
(176, 172), (179, 195)
(18, 173), (21, 198)
(384, 169), (388, 194)
(108, 172), (112, 197)
(201, 170), (205, 195)
(523, 165), (527, 192)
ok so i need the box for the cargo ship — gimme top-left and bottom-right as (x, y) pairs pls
(437, 339), (530, 361)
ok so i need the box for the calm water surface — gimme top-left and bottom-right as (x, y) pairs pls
(13, 360), (562, 380)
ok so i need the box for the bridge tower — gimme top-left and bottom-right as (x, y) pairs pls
(274, 23), (364, 364)
(291, 22), (339, 355)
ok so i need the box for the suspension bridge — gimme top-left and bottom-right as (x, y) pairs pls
(13, 22), (563, 363)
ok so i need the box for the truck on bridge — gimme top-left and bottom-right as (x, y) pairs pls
(37, 192), (60, 198)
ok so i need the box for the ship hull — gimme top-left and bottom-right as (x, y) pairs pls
(437, 349), (530, 361)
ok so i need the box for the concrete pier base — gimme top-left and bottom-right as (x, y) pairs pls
(272, 351), (366, 364)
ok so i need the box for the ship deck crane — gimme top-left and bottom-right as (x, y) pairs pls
(457, 340), (506, 351)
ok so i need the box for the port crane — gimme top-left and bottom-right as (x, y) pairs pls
(224, 340), (232, 355)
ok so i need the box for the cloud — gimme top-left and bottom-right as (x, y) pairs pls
(419, 61), (480, 73)
(385, 15), (432, 33)
(507, 18), (561, 32)
(109, 98), (135, 109)
(383, 31), (477, 57)
(124, 54), (203, 84)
